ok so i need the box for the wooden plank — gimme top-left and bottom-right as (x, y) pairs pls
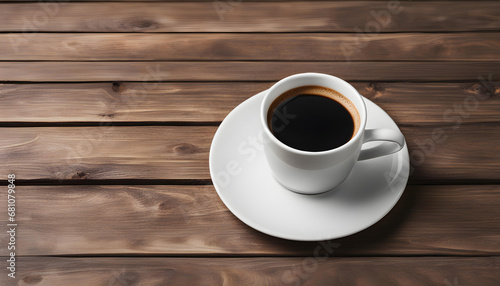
(1, 185), (499, 256)
(0, 82), (270, 123)
(3, 33), (499, 61)
(0, 82), (498, 123)
(0, 2), (498, 32)
(404, 124), (500, 183)
(7, 257), (500, 286)
(0, 126), (215, 181)
(0, 125), (499, 182)
(0, 62), (499, 82)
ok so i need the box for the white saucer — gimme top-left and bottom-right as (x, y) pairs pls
(209, 90), (409, 241)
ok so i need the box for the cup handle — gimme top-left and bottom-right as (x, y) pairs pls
(358, 129), (405, 161)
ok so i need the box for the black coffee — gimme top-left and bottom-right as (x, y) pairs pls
(268, 86), (359, 152)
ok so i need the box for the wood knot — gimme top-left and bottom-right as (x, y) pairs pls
(465, 83), (499, 98)
(131, 20), (157, 30)
(113, 269), (139, 285)
(112, 81), (125, 93)
(72, 171), (87, 180)
(158, 201), (170, 211)
(174, 143), (198, 154)
(98, 113), (115, 118)
(365, 82), (385, 99)
(368, 82), (385, 93)
(129, 239), (145, 247)
(23, 275), (43, 284)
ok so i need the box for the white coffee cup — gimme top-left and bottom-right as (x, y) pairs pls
(260, 73), (405, 194)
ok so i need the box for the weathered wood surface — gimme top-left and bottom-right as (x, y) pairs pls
(0, 2), (499, 32)
(0, 82), (498, 123)
(0, 185), (499, 256)
(4, 257), (499, 286)
(0, 0), (498, 284)
(0, 126), (214, 181)
(3, 33), (499, 61)
(1, 62), (499, 82)
(0, 125), (499, 182)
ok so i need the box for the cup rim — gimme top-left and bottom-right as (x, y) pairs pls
(260, 73), (367, 156)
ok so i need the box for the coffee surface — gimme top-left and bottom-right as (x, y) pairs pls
(268, 86), (359, 152)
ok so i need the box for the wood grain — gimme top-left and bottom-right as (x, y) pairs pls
(7, 257), (500, 286)
(0, 126), (214, 181)
(0, 185), (499, 256)
(0, 0), (496, 282)
(0, 2), (498, 32)
(0, 125), (499, 182)
(404, 124), (500, 183)
(3, 33), (499, 61)
(1, 62), (499, 82)
(0, 82), (498, 123)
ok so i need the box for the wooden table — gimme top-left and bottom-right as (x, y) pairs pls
(1, 0), (499, 285)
